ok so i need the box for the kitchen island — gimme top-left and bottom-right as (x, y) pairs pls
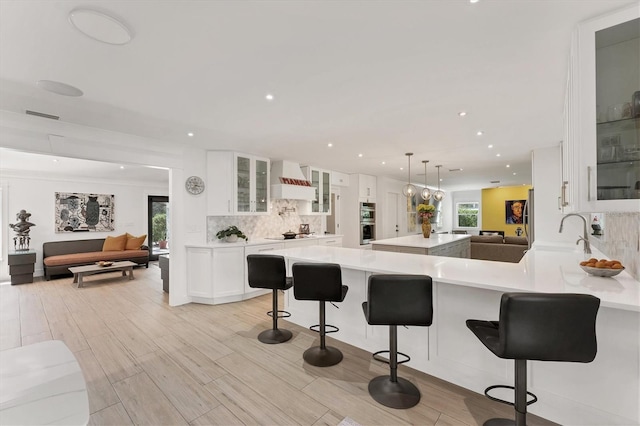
(272, 244), (640, 426)
(372, 233), (471, 258)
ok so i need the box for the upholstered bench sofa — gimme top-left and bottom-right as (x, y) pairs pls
(470, 235), (528, 263)
(43, 234), (149, 280)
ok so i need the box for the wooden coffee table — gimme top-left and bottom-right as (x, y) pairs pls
(69, 261), (136, 288)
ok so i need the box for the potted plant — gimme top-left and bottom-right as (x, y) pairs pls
(216, 225), (247, 242)
(417, 203), (436, 238)
(152, 213), (168, 248)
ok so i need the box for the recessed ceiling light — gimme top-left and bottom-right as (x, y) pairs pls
(36, 80), (83, 97)
(506, 164), (510, 168)
(358, 153), (363, 158)
(187, 132), (194, 137)
(265, 94), (274, 101)
(476, 131), (483, 136)
(496, 153), (501, 157)
(327, 143), (333, 147)
(68, 8), (132, 45)
(470, 0), (480, 3)
(458, 111), (467, 117)
(52, 159), (59, 163)
(400, 167), (404, 171)
(488, 144), (493, 149)
(119, 166), (125, 169)
(513, 172), (517, 175)
(381, 161), (386, 165)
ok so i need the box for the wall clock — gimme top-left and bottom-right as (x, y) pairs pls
(185, 176), (205, 195)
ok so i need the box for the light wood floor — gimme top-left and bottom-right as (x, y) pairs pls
(0, 264), (557, 426)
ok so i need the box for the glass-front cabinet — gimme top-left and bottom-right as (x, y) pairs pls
(207, 151), (270, 215)
(570, 5), (640, 211)
(235, 154), (268, 213)
(301, 166), (331, 215)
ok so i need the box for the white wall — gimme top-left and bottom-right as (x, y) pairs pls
(0, 172), (167, 281)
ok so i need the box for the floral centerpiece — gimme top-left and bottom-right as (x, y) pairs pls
(216, 225), (247, 242)
(417, 203), (435, 238)
(417, 203), (435, 220)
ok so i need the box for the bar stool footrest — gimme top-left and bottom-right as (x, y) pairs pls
(484, 385), (538, 407)
(372, 350), (411, 365)
(267, 310), (291, 319)
(309, 323), (339, 334)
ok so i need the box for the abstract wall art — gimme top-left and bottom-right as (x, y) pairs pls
(55, 192), (115, 232)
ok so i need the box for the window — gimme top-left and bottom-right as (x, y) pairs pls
(456, 202), (479, 228)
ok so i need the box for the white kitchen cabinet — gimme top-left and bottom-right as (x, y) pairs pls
(187, 245), (245, 303)
(207, 151), (270, 215)
(243, 242), (285, 294)
(567, 5), (640, 212)
(317, 236), (343, 247)
(358, 174), (377, 202)
(331, 171), (350, 187)
(283, 238), (319, 249)
(300, 166), (331, 214)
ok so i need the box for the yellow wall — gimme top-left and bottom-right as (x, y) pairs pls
(481, 185), (532, 236)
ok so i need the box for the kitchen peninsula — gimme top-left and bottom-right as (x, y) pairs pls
(272, 244), (640, 426)
(372, 234), (471, 258)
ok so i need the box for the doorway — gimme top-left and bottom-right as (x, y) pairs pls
(148, 195), (169, 261)
(384, 192), (400, 239)
(327, 188), (340, 234)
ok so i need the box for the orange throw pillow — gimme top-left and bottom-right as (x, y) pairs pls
(125, 234), (147, 250)
(102, 234), (127, 251)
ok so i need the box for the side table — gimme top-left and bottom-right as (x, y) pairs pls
(8, 250), (36, 285)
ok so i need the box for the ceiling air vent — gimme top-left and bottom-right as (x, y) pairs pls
(449, 168), (462, 172)
(490, 180), (500, 184)
(26, 110), (59, 120)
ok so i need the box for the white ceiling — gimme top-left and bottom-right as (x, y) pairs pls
(0, 0), (635, 190)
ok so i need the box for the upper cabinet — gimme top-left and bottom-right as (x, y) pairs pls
(207, 151), (270, 215)
(567, 5), (640, 212)
(358, 174), (377, 202)
(300, 166), (331, 215)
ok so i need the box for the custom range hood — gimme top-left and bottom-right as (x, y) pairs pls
(270, 160), (316, 200)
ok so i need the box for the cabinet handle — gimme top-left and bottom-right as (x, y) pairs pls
(325, 240), (336, 244)
(561, 181), (569, 207)
(587, 166), (592, 201)
(558, 196), (562, 210)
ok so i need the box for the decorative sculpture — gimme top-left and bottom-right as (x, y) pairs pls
(9, 209), (35, 251)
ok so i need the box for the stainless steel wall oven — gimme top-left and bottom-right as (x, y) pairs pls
(360, 202), (375, 244)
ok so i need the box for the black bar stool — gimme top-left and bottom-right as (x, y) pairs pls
(292, 262), (348, 367)
(246, 254), (293, 344)
(466, 292), (600, 426)
(362, 274), (433, 409)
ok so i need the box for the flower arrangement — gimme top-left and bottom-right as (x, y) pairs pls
(417, 203), (436, 220)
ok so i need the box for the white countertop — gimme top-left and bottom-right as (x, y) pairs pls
(271, 244), (640, 312)
(187, 234), (343, 248)
(372, 233), (471, 248)
(0, 340), (89, 425)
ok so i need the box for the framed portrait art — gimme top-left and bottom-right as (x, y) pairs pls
(505, 199), (526, 225)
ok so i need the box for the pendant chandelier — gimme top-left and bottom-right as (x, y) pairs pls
(434, 165), (445, 201)
(402, 153), (417, 197)
(421, 160), (431, 201)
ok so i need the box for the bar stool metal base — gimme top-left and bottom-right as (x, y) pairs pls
(257, 328), (292, 344)
(483, 419), (515, 426)
(303, 346), (343, 367)
(368, 375), (421, 409)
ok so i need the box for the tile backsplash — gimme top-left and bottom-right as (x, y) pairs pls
(590, 211), (639, 280)
(207, 200), (323, 243)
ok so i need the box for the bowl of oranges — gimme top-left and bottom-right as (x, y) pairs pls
(579, 258), (624, 277)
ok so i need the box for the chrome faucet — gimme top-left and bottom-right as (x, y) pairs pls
(559, 213), (592, 254)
